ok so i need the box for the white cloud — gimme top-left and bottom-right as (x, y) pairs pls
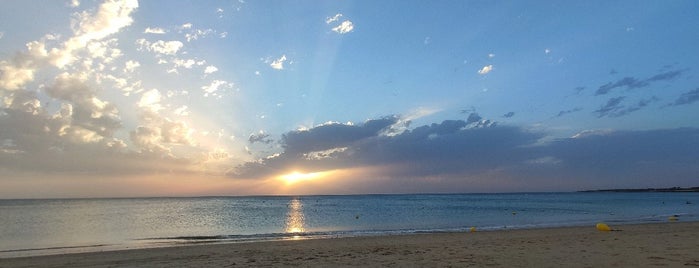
(488, 53), (495, 58)
(204, 65), (218, 74)
(173, 105), (189, 116)
(478, 65), (493, 75)
(137, 39), (184, 55)
(332, 20), (354, 34)
(202, 80), (232, 96)
(138, 89), (162, 112)
(71, 0), (138, 42)
(173, 58), (197, 69)
(180, 23), (193, 29)
(144, 27), (166, 34)
(270, 54), (287, 70)
(69, 0), (80, 7)
(0, 32), (4, 39)
(150, 40), (183, 55)
(0, 62), (36, 90)
(124, 60), (140, 72)
(48, 0), (138, 68)
(326, 13), (343, 24)
(545, 48), (551, 54)
(185, 29), (213, 42)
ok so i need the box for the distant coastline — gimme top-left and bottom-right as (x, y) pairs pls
(580, 186), (699, 193)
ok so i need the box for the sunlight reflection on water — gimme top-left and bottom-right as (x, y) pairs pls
(285, 198), (305, 236)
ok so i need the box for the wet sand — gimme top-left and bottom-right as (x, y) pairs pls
(2, 221), (698, 267)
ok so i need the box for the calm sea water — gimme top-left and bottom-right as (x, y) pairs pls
(1, 192), (698, 257)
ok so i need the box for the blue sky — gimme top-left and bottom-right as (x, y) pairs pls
(1, 0), (698, 197)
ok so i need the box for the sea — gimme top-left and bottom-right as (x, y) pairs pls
(1, 192), (698, 257)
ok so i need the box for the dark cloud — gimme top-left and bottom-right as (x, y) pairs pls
(230, 114), (699, 190)
(668, 88), (699, 106)
(555, 107), (582, 117)
(593, 97), (625, 117)
(249, 132), (273, 144)
(594, 69), (687, 96)
(594, 96), (659, 118)
(595, 77), (647, 95)
(645, 69), (685, 82)
(613, 96), (659, 117)
(231, 118), (541, 179)
(574, 86), (586, 95)
(465, 113), (482, 124)
(281, 116), (398, 155)
(538, 128), (699, 186)
(503, 112), (515, 118)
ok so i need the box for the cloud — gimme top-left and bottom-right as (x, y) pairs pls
(477, 65), (493, 75)
(124, 60), (140, 72)
(326, 14), (354, 34)
(185, 29), (214, 42)
(204, 65), (218, 74)
(231, 117), (540, 179)
(326, 14), (343, 24)
(0, 0), (230, 181)
(69, 0), (80, 7)
(503, 112), (515, 118)
(201, 80), (233, 97)
(136, 39), (184, 55)
(129, 118), (194, 154)
(555, 107), (582, 117)
(0, 60), (36, 90)
(332, 20), (354, 34)
(538, 128), (699, 186)
(595, 77), (646, 95)
(593, 96), (659, 118)
(249, 131), (273, 144)
(593, 97), (625, 118)
(144, 27), (166, 34)
(270, 54), (287, 70)
(230, 114), (699, 191)
(668, 88), (699, 106)
(594, 69), (687, 95)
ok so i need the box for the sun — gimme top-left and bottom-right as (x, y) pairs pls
(278, 171), (329, 185)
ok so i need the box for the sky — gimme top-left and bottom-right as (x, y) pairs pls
(1, 0), (698, 198)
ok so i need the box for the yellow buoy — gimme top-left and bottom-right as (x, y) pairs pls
(596, 223), (612, 231)
(668, 216), (678, 222)
(469, 227), (476, 232)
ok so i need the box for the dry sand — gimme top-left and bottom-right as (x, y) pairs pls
(1, 221), (698, 267)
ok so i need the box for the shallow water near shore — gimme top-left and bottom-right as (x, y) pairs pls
(1, 192), (698, 257)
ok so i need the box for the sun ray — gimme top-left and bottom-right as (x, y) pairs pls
(278, 170), (330, 185)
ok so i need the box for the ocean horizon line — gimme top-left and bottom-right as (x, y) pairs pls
(3, 187), (698, 201)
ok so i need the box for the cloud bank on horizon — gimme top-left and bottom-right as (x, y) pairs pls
(0, 0), (698, 197)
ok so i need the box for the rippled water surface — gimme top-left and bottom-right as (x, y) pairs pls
(1, 192), (698, 256)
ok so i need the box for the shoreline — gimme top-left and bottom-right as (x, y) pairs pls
(2, 221), (698, 267)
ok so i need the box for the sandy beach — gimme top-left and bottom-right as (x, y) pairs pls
(2, 221), (698, 267)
